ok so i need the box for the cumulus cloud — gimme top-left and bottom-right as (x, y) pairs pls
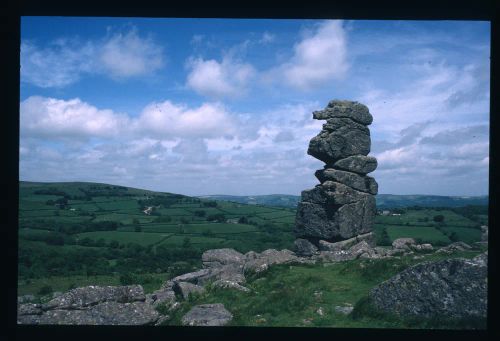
(259, 32), (275, 44)
(20, 96), (242, 142)
(20, 96), (130, 139)
(21, 39), (95, 88)
(278, 20), (349, 90)
(99, 28), (164, 79)
(371, 122), (489, 195)
(21, 28), (164, 88)
(135, 100), (238, 139)
(186, 56), (256, 98)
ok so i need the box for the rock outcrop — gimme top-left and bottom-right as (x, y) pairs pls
(369, 252), (488, 322)
(17, 285), (159, 325)
(295, 100), (378, 246)
(181, 303), (233, 326)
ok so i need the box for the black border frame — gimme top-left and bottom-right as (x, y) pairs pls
(4, 1), (498, 340)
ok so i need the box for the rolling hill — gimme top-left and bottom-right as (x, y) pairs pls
(199, 193), (488, 209)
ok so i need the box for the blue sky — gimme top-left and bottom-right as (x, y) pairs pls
(19, 17), (490, 196)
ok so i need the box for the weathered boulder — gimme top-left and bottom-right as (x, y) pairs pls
(18, 294), (36, 304)
(308, 117), (371, 164)
(295, 194), (375, 242)
(212, 280), (251, 293)
(318, 232), (374, 251)
(37, 301), (159, 325)
(244, 249), (299, 274)
(170, 268), (212, 284)
(369, 253), (487, 321)
(315, 168), (378, 194)
(294, 238), (319, 256)
(392, 238), (417, 250)
(313, 100), (373, 125)
(332, 155), (378, 175)
(173, 282), (205, 300)
(334, 305), (354, 315)
(202, 248), (245, 268)
(419, 243), (433, 251)
(348, 241), (376, 259)
(18, 303), (42, 316)
(42, 285), (145, 310)
(480, 225), (488, 242)
(313, 250), (357, 262)
(198, 263), (246, 285)
(147, 288), (176, 307)
(18, 285), (162, 326)
(181, 303), (233, 326)
(437, 241), (473, 253)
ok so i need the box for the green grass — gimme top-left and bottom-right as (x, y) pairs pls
(135, 223), (258, 234)
(439, 226), (482, 244)
(385, 226), (450, 244)
(162, 250), (483, 328)
(255, 211), (295, 219)
(76, 231), (171, 246)
(158, 235), (227, 246)
(375, 209), (478, 228)
(17, 272), (169, 297)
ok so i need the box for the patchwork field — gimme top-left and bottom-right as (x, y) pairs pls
(18, 181), (487, 299)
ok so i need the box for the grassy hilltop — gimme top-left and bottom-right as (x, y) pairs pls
(18, 181), (487, 310)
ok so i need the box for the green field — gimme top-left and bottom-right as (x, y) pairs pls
(18, 181), (487, 304)
(76, 231), (173, 246)
(385, 226), (450, 244)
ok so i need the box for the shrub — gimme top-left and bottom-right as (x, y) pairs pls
(119, 273), (136, 285)
(38, 285), (53, 296)
(433, 215), (445, 223)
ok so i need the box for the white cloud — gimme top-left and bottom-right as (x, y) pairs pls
(20, 96), (130, 139)
(21, 28), (164, 88)
(20, 96), (244, 141)
(21, 39), (95, 88)
(135, 100), (238, 139)
(259, 32), (275, 44)
(186, 56), (256, 98)
(279, 20), (349, 90)
(99, 29), (164, 78)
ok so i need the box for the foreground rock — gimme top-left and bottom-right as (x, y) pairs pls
(42, 285), (145, 310)
(295, 100), (378, 247)
(369, 252), (487, 322)
(244, 249), (300, 274)
(18, 285), (159, 325)
(181, 303), (233, 326)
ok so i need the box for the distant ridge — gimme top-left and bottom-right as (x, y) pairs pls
(199, 193), (488, 209)
(20, 181), (487, 209)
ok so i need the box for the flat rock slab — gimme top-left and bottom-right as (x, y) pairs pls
(21, 301), (159, 325)
(181, 303), (233, 326)
(369, 253), (488, 320)
(294, 238), (319, 257)
(315, 168), (378, 195)
(173, 282), (206, 300)
(42, 285), (145, 310)
(202, 248), (245, 267)
(244, 249), (299, 274)
(332, 155), (377, 175)
(392, 238), (416, 250)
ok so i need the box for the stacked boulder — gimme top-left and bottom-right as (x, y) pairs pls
(294, 100), (378, 251)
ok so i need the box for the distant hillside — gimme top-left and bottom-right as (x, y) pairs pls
(197, 194), (301, 208)
(376, 194), (488, 209)
(199, 193), (488, 209)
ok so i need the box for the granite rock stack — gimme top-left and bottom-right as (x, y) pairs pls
(294, 100), (378, 247)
